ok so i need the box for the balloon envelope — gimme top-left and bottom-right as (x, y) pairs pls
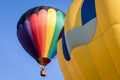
(17, 6), (65, 65)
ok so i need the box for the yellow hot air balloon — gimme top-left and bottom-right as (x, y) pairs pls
(58, 0), (120, 80)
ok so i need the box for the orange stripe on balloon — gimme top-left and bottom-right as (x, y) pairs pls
(30, 14), (42, 57)
(38, 9), (47, 57)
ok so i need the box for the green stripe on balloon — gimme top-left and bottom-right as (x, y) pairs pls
(47, 11), (65, 58)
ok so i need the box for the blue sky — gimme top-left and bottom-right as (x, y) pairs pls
(0, 0), (72, 80)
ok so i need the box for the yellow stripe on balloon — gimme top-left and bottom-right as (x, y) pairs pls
(65, 0), (83, 35)
(44, 8), (56, 57)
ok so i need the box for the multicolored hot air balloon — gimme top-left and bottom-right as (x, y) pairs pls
(17, 6), (65, 76)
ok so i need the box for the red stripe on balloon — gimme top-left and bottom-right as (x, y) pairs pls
(38, 9), (47, 57)
(30, 14), (42, 57)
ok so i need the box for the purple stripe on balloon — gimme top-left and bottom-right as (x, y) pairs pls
(17, 24), (39, 60)
(58, 28), (64, 40)
(25, 20), (36, 46)
(23, 21), (38, 56)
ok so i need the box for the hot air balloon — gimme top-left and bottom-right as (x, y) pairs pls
(17, 6), (65, 76)
(58, 0), (120, 80)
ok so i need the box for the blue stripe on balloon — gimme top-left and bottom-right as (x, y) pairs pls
(62, 33), (70, 61)
(81, 0), (96, 25)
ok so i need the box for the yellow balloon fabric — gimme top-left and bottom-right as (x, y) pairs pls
(64, 0), (82, 35)
(58, 0), (120, 80)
